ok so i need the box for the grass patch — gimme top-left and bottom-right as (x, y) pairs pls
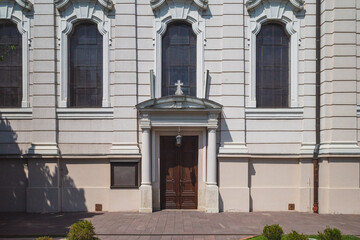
(250, 235), (360, 240)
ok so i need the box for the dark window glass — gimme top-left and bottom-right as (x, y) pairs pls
(256, 23), (289, 108)
(0, 21), (22, 108)
(69, 22), (102, 107)
(162, 22), (196, 97)
(111, 162), (139, 188)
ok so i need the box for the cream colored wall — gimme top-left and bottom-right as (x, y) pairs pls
(246, 120), (303, 154)
(0, 119), (32, 154)
(250, 159), (300, 212)
(219, 158), (314, 213)
(0, 159), (27, 212)
(58, 120), (113, 155)
(219, 158), (249, 212)
(27, 159), (59, 213)
(319, 158), (360, 214)
(18, 159), (141, 213)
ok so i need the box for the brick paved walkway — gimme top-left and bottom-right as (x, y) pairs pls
(0, 211), (360, 240)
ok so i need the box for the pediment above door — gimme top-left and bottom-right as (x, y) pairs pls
(136, 96), (222, 111)
(136, 96), (222, 129)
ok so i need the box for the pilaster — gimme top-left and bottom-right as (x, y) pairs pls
(29, 0), (58, 155)
(320, 0), (360, 155)
(111, 0), (139, 156)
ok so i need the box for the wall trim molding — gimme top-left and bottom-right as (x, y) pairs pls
(245, 108), (303, 119)
(28, 143), (60, 155)
(319, 142), (360, 155)
(56, 108), (114, 119)
(0, 108), (32, 119)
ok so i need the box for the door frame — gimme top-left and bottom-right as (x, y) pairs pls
(152, 128), (207, 211)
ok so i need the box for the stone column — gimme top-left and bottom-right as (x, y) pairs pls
(206, 114), (219, 212)
(139, 113), (152, 212)
(207, 128), (217, 185)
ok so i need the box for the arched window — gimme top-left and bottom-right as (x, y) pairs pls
(69, 22), (103, 107)
(0, 21), (22, 108)
(256, 23), (289, 108)
(162, 22), (196, 97)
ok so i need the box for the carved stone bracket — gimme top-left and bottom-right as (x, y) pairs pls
(0, 0), (33, 12)
(14, 0), (33, 11)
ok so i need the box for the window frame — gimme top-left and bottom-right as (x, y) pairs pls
(247, 1), (301, 109)
(0, 20), (23, 108)
(153, 1), (206, 99)
(110, 161), (139, 189)
(58, 2), (111, 108)
(161, 22), (197, 97)
(68, 22), (104, 108)
(256, 22), (290, 108)
(0, 2), (31, 108)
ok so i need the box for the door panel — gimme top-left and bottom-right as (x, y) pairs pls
(160, 136), (198, 209)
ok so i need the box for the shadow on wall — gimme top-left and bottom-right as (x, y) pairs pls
(0, 116), (26, 212)
(0, 114), (89, 213)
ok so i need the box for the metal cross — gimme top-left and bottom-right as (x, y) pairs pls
(174, 80), (184, 96)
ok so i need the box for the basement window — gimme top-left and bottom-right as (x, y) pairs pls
(110, 161), (139, 188)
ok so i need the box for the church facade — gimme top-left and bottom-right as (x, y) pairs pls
(0, 0), (359, 214)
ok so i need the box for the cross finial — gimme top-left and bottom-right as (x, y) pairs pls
(175, 80), (184, 95)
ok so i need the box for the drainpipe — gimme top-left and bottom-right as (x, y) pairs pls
(313, 0), (321, 214)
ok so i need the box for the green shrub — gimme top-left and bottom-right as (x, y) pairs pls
(36, 237), (53, 240)
(66, 220), (98, 240)
(318, 227), (342, 240)
(285, 230), (307, 240)
(262, 224), (284, 240)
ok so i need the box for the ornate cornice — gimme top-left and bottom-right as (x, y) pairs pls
(246, 0), (304, 12)
(150, 0), (208, 11)
(55, 0), (113, 12)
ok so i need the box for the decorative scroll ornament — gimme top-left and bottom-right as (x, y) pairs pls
(0, 0), (33, 12)
(246, 0), (304, 12)
(14, 0), (32, 11)
(55, 0), (113, 12)
(150, 0), (208, 12)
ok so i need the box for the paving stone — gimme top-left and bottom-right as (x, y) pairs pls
(0, 212), (359, 239)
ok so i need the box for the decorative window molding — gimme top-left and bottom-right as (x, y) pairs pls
(56, 108), (114, 119)
(0, 108), (32, 119)
(56, 0), (113, 108)
(0, 0), (32, 108)
(246, 0), (304, 108)
(152, 0), (207, 98)
(245, 107), (303, 119)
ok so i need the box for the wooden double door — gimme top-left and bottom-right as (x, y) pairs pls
(160, 136), (198, 209)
